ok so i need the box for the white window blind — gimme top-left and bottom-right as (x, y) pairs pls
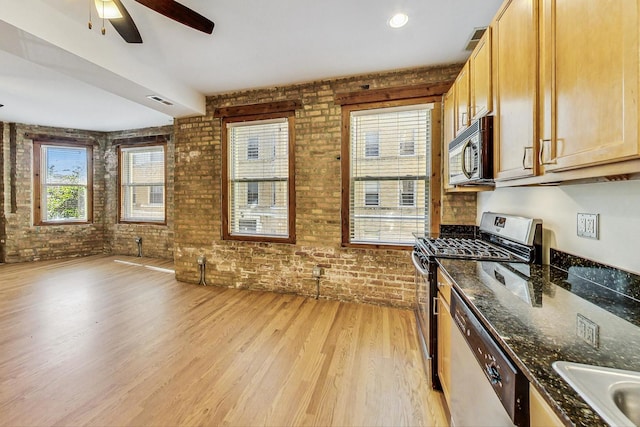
(120, 145), (165, 222)
(227, 118), (289, 238)
(41, 145), (89, 222)
(349, 104), (431, 245)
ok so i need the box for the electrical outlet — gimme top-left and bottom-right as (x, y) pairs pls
(577, 213), (599, 239)
(576, 313), (599, 348)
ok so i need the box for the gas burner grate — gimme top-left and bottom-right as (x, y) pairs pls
(423, 237), (513, 261)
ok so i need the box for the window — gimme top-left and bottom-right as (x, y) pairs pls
(400, 180), (416, 207)
(342, 102), (433, 246)
(364, 181), (380, 206)
(247, 181), (259, 206)
(247, 137), (259, 160)
(238, 219), (258, 233)
(149, 185), (164, 205)
(119, 144), (166, 223)
(222, 109), (295, 243)
(364, 131), (380, 157)
(399, 129), (416, 156)
(33, 142), (92, 224)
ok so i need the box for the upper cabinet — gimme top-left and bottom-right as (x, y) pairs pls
(453, 62), (470, 136)
(539, 0), (640, 172)
(443, 87), (455, 147)
(442, 88), (456, 191)
(442, 26), (495, 192)
(445, 0), (640, 187)
(493, 0), (539, 181)
(470, 28), (493, 121)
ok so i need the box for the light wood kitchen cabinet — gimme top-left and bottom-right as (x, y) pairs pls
(470, 28), (492, 121)
(453, 62), (470, 136)
(538, 0), (640, 172)
(436, 270), (452, 403)
(493, 0), (539, 181)
(443, 87), (455, 147)
(442, 39), (494, 193)
(442, 87), (455, 191)
(530, 386), (564, 426)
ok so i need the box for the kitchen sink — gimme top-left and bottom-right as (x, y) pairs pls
(553, 361), (640, 426)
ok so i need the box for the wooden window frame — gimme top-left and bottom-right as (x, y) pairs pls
(33, 140), (94, 226)
(220, 103), (297, 244)
(340, 93), (443, 250)
(117, 140), (168, 225)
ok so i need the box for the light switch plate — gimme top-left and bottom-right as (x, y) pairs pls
(577, 213), (599, 239)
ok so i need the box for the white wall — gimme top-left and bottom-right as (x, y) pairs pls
(477, 180), (640, 274)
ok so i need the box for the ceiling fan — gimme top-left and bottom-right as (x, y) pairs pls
(91, 0), (214, 43)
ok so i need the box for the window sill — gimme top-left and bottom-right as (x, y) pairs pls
(342, 242), (412, 250)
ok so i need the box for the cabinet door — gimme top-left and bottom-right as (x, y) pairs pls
(470, 28), (492, 120)
(436, 292), (451, 404)
(540, 0), (640, 172)
(530, 386), (564, 426)
(454, 63), (470, 136)
(443, 88), (455, 190)
(493, 0), (539, 180)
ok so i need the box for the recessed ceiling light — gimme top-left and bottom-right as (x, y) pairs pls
(389, 13), (409, 29)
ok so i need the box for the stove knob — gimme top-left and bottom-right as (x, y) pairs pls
(486, 364), (501, 385)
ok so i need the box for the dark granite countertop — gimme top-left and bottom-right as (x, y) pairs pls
(437, 256), (640, 427)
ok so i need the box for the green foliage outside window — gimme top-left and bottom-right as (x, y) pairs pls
(45, 166), (85, 221)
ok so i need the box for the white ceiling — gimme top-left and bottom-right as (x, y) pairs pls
(0, 0), (503, 132)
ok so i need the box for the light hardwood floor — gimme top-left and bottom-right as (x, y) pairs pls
(0, 255), (448, 426)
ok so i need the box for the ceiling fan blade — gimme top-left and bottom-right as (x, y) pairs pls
(109, 0), (143, 43)
(134, 0), (215, 34)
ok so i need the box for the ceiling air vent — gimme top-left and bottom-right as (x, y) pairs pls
(146, 95), (173, 106)
(465, 27), (487, 51)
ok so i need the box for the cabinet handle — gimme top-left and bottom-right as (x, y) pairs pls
(522, 146), (534, 170)
(433, 297), (440, 316)
(539, 139), (557, 165)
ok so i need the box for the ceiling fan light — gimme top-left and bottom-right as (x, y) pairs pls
(94, 0), (123, 19)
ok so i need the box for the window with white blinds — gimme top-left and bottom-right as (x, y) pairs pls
(119, 144), (166, 223)
(225, 116), (292, 240)
(347, 103), (432, 245)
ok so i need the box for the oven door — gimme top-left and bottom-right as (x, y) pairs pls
(412, 249), (440, 389)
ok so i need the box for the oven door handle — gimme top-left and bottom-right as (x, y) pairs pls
(411, 250), (430, 277)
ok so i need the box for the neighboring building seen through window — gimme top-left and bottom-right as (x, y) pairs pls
(33, 142), (92, 224)
(119, 144), (166, 223)
(345, 103), (432, 245)
(224, 114), (294, 242)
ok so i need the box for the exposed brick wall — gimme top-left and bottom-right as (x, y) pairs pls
(2, 124), (106, 262)
(104, 126), (175, 259)
(174, 65), (478, 308)
(0, 123), (174, 263)
(442, 192), (477, 225)
(0, 123), (5, 262)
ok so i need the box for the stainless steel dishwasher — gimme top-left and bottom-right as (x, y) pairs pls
(449, 288), (529, 427)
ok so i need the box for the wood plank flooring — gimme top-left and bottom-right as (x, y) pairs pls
(0, 255), (448, 426)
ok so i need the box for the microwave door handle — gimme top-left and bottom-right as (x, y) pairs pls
(461, 140), (473, 178)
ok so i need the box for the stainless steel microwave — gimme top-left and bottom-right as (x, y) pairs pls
(448, 116), (494, 186)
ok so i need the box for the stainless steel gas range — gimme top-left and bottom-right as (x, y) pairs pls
(412, 212), (542, 426)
